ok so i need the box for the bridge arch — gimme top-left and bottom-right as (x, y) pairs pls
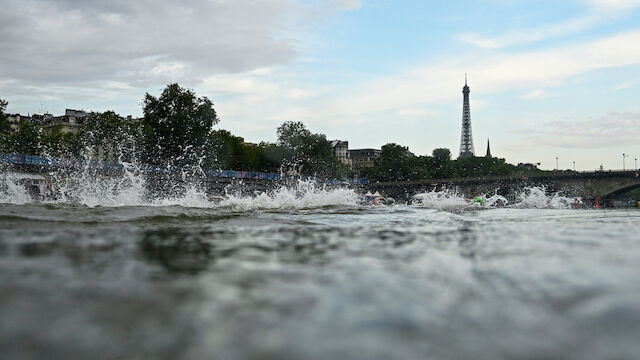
(601, 183), (640, 200)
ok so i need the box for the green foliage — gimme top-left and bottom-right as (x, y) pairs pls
(42, 132), (81, 158)
(364, 143), (411, 181)
(428, 148), (454, 178)
(204, 131), (288, 173)
(452, 156), (523, 178)
(432, 148), (451, 163)
(365, 145), (544, 182)
(277, 121), (311, 152)
(13, 121), (42, 155)
(275, 121), (344, 177)
(0, 98), (9, 134)
(0, 98), (11, 151)
(81, 111), (140, 161)
(259, 141), (290, 172)
(142, 83), (219, 166)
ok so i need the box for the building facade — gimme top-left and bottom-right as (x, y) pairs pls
(349, 148), (381, 172)
(330, 140), (351, 167)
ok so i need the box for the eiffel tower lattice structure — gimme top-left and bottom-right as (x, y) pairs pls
(459, 74), (475, 158)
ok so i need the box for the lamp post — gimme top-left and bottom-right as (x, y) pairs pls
(635, 158), (638, 170)
(556, 157), (559, 171)
(623, 153), (627, 171)
(573, 161), (575, 172)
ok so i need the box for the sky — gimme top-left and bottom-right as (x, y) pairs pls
(1, 0), (639, 171)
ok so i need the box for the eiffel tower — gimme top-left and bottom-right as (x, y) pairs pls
(459, 74), (475, 158)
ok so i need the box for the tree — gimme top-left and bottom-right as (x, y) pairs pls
(80, 111), (140, 161)
(0, 98), (9, 134)
(204, 130), (245, 169)
(142, 84), (219, 166)
(429, 148), (454, 178)
(42, 132), (81, 158)
(0, 98), (11, 152)
(432, 148), (451, 163)
(277, 121), (312, 152)
(275, 121), (340, 176)
(259, 142), (290, 173)
(13, 121), (42, 155)
(365, 143), (413, 182)
(452, 156), (521, 178)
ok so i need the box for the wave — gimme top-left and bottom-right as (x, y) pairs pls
(412, 186), (579, 210)
(0, 167), (361, 210)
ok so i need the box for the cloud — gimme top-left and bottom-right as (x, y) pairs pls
(0, 0), (354, 89)
(585, 0), (640, 10)
(195, 29), (640, 147)
(522, 89), (546, 99)
(457, 16), (597, 49)
(396, 107), (439, 118)
(332, 0), (362, 10)
(458, 0), (640, 50)
(329, 31), (640, 117)
(612, 82), (633, 90)
(516, 111), (640, 148)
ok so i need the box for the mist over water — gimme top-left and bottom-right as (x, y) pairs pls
(1, 169), (640, 360)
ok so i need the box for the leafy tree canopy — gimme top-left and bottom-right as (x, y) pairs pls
(81, 111), (140, 161)
(432, 148), (451, 163)
(275, 121), (344, 176)
(13, 121), (42, 155)
(0, 98), (10, 135)
(142, 83), (219, 166)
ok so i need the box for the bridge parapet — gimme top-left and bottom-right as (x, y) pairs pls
(368, 171), (640, 202)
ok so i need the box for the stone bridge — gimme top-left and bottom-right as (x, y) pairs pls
(368, 171), (640, 204)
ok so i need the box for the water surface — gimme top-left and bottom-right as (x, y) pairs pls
(1, 190), (640, 359)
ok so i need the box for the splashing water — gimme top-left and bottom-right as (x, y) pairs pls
(412, 187), (581, 210)
(412, 189), (510, 210)
(219, 180), (360, 210)
(1, 159), (581, 212)
(412, 189), (470, 210)
(50, 160), (149, 207)
(0, 171), (34, 205)
(0, 161), (362, 210)
(514, 186), (579, 209)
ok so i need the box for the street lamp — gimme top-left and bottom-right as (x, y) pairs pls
(636, 158), (638, 170)
(573, 161), (575, 172)
(623, 153), (628, 171)
(556, 157), (559, 171)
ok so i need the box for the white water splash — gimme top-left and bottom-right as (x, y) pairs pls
(514, 186), (578, 209)
(412, 190), (510, 210)
(412, 189), (471, 210)
(412, 187), (582, 210)
(48, 159), (149, 207)
(0, 172), (35, 205)
(0, 165), (361, 210)
(220, 180), (360, 210)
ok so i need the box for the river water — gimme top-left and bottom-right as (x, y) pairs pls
(1, 179), (639, 360)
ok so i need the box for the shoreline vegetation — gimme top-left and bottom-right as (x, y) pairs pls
(1, 84), (550, 182)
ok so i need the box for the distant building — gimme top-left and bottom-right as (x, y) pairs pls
(330, 140), (351, 167)
(485, 139), (491, 158)
(65, 109), (88, 119)
(42, 115), (81, 135)
(349, 148), (381, 172)
(6, 114), (32, 133)
(458, 74), (475, 159)
(38, 109), (87, 135)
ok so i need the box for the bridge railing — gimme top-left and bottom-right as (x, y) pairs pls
(0, 153), (368, 185)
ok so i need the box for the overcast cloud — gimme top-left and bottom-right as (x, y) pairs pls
(0, 0), (338, 88)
